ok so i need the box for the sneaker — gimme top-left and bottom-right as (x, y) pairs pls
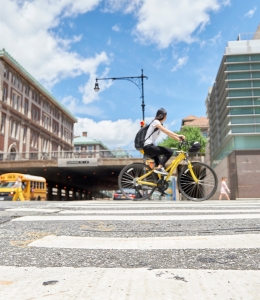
(154, 167), (168, 175)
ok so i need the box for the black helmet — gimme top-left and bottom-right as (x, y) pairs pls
(156, 108), (167, 120)
(188, 141), (201, 153)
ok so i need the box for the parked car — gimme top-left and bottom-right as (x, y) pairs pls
(113, 189), (138, 200)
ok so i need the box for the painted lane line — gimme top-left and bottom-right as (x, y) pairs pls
(0, 267), (259, 300)
(28, 234), (260, 249)
(11, 214), (260, 221)
(6, 208), (60, 213)
(62, 204), (260, 209)
(59, 209), (260, 214)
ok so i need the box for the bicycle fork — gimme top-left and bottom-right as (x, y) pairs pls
(187, 161), (199, 183)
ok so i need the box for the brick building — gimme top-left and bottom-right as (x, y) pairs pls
(180, 115), (209, 137)
(0, 49), (77, 160)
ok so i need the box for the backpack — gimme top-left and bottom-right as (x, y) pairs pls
(134, 122), (159, 153)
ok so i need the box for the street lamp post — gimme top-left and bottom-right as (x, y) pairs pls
(94, 69), (148, 122)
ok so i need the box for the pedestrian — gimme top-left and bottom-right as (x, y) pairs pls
(143, 108), (185, 175)
(218, 177), (230, 200)
(12, 176), (25, 201)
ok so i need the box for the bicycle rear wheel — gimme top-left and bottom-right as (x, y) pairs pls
(178, 162), (217, 201)
(118, 163), (158, 201)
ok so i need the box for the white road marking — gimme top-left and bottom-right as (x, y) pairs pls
(11, 214), (260, 221)
(59, 209), (260, 214)
(28, 234), (260, 250)
(59, 202), (260, 208)
(0, 266), (259, 300)
(6, 208), (60, 213)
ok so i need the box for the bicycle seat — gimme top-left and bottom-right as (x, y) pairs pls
(143, 154), (154, 160)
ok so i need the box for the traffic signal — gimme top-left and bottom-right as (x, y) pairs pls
(140, 120), (145, 127)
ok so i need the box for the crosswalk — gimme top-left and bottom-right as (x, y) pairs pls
(1, 200), (260, 300)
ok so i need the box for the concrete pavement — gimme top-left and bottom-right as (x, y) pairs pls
(0, 199), (260, 299)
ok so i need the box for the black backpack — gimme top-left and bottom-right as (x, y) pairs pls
(134, 122), (159, 153)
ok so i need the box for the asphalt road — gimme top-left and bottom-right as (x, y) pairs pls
(0, 199), (260, 300)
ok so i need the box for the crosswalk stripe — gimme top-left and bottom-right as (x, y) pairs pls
(11, 213), (260, 221)
(0, 266), (259, 300)
(28, 234), (260, 250)
(59, 209), (260, 214)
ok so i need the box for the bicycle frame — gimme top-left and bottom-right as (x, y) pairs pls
(136, 151), (199, 187)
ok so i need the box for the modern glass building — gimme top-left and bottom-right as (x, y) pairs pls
(206, 26), (260, 199)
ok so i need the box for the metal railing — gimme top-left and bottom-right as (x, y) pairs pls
(0, 149), (205, 162)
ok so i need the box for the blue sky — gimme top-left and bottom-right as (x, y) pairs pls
(0, 0), (260, 149)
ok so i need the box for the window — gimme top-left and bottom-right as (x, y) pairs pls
(226, 55), (250, 62)
(227, 72), (251, 80)
(24, 99), (29, 116)
(4, 67), (9, 79)
(64, 130), (70, 142)
(251, 64), (260, 70)
(43, 114), (50, 130)
(53, 120), (59, 135)
(230, 98), (252, 106)
(253, 90), (260, 96)
(228, 81), (251, 88)
(11, 92), (21, 111)
(228, 90), (252, 97)
(42, 138), (48, 152)
(2, 85), (8, 102)
(232, 126), (255, 133)
(24, 85), (30, 96)
(252, 72), (260, 79)
(30, 131), (38, 148)
(23, 127), (27, 143)
(252, 81), (260, 87)
(227, 64), (250, 71)
(10, 120), (19, 139)
(231, 116), (254, 124)
(1, 114), (6, 133)
(32, 90), (41, 105)
(230, 107), (254, 115)
(31, 105), (40, 123)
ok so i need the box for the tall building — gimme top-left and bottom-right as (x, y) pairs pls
(0, 49), (77, 160)
(206, 26), (260, 199)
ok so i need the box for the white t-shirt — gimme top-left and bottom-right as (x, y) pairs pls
(144, 120), (161, 146)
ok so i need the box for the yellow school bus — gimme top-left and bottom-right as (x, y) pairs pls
(0, 173), (47, 201)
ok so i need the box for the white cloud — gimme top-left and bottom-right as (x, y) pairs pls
(200, 31), (222, 48)
(79, 67), (114, 104)
(244, 7), (257, 18)
(61, 96), (104, 117)
(105, 0), (225, 48)
(171, 56), (188, 72)
(74, 117), (143, 149)
(0, 0), (108, 91)
(112, 24), (121, 32)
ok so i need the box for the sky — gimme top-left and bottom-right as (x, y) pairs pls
(0, 0), (260, 149)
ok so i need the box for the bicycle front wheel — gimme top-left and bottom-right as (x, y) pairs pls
(118, 163), (158, 201)
(178, 162), (217, 201)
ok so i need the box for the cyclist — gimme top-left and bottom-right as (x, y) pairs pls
(143, 108), (185, 175)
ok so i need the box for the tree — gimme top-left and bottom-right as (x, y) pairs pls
(158, 126), (207, 154)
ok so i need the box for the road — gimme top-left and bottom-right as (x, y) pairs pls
(0, 199), (260, 300)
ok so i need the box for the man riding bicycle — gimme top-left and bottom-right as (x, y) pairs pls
(143, 108), (185, 176)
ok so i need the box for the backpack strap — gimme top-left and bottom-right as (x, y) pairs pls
(144, 120), (159, 142)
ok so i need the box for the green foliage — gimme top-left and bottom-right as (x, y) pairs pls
(158, 126), (207, 154)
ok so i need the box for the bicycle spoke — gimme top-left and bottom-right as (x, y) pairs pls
(118, 163), (158, 200)
(178, 162), (217, 201)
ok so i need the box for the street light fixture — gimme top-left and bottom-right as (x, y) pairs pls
(94, 69), (148, 121)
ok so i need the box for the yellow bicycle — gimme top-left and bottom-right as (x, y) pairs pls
(118, 141), (218, 201)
